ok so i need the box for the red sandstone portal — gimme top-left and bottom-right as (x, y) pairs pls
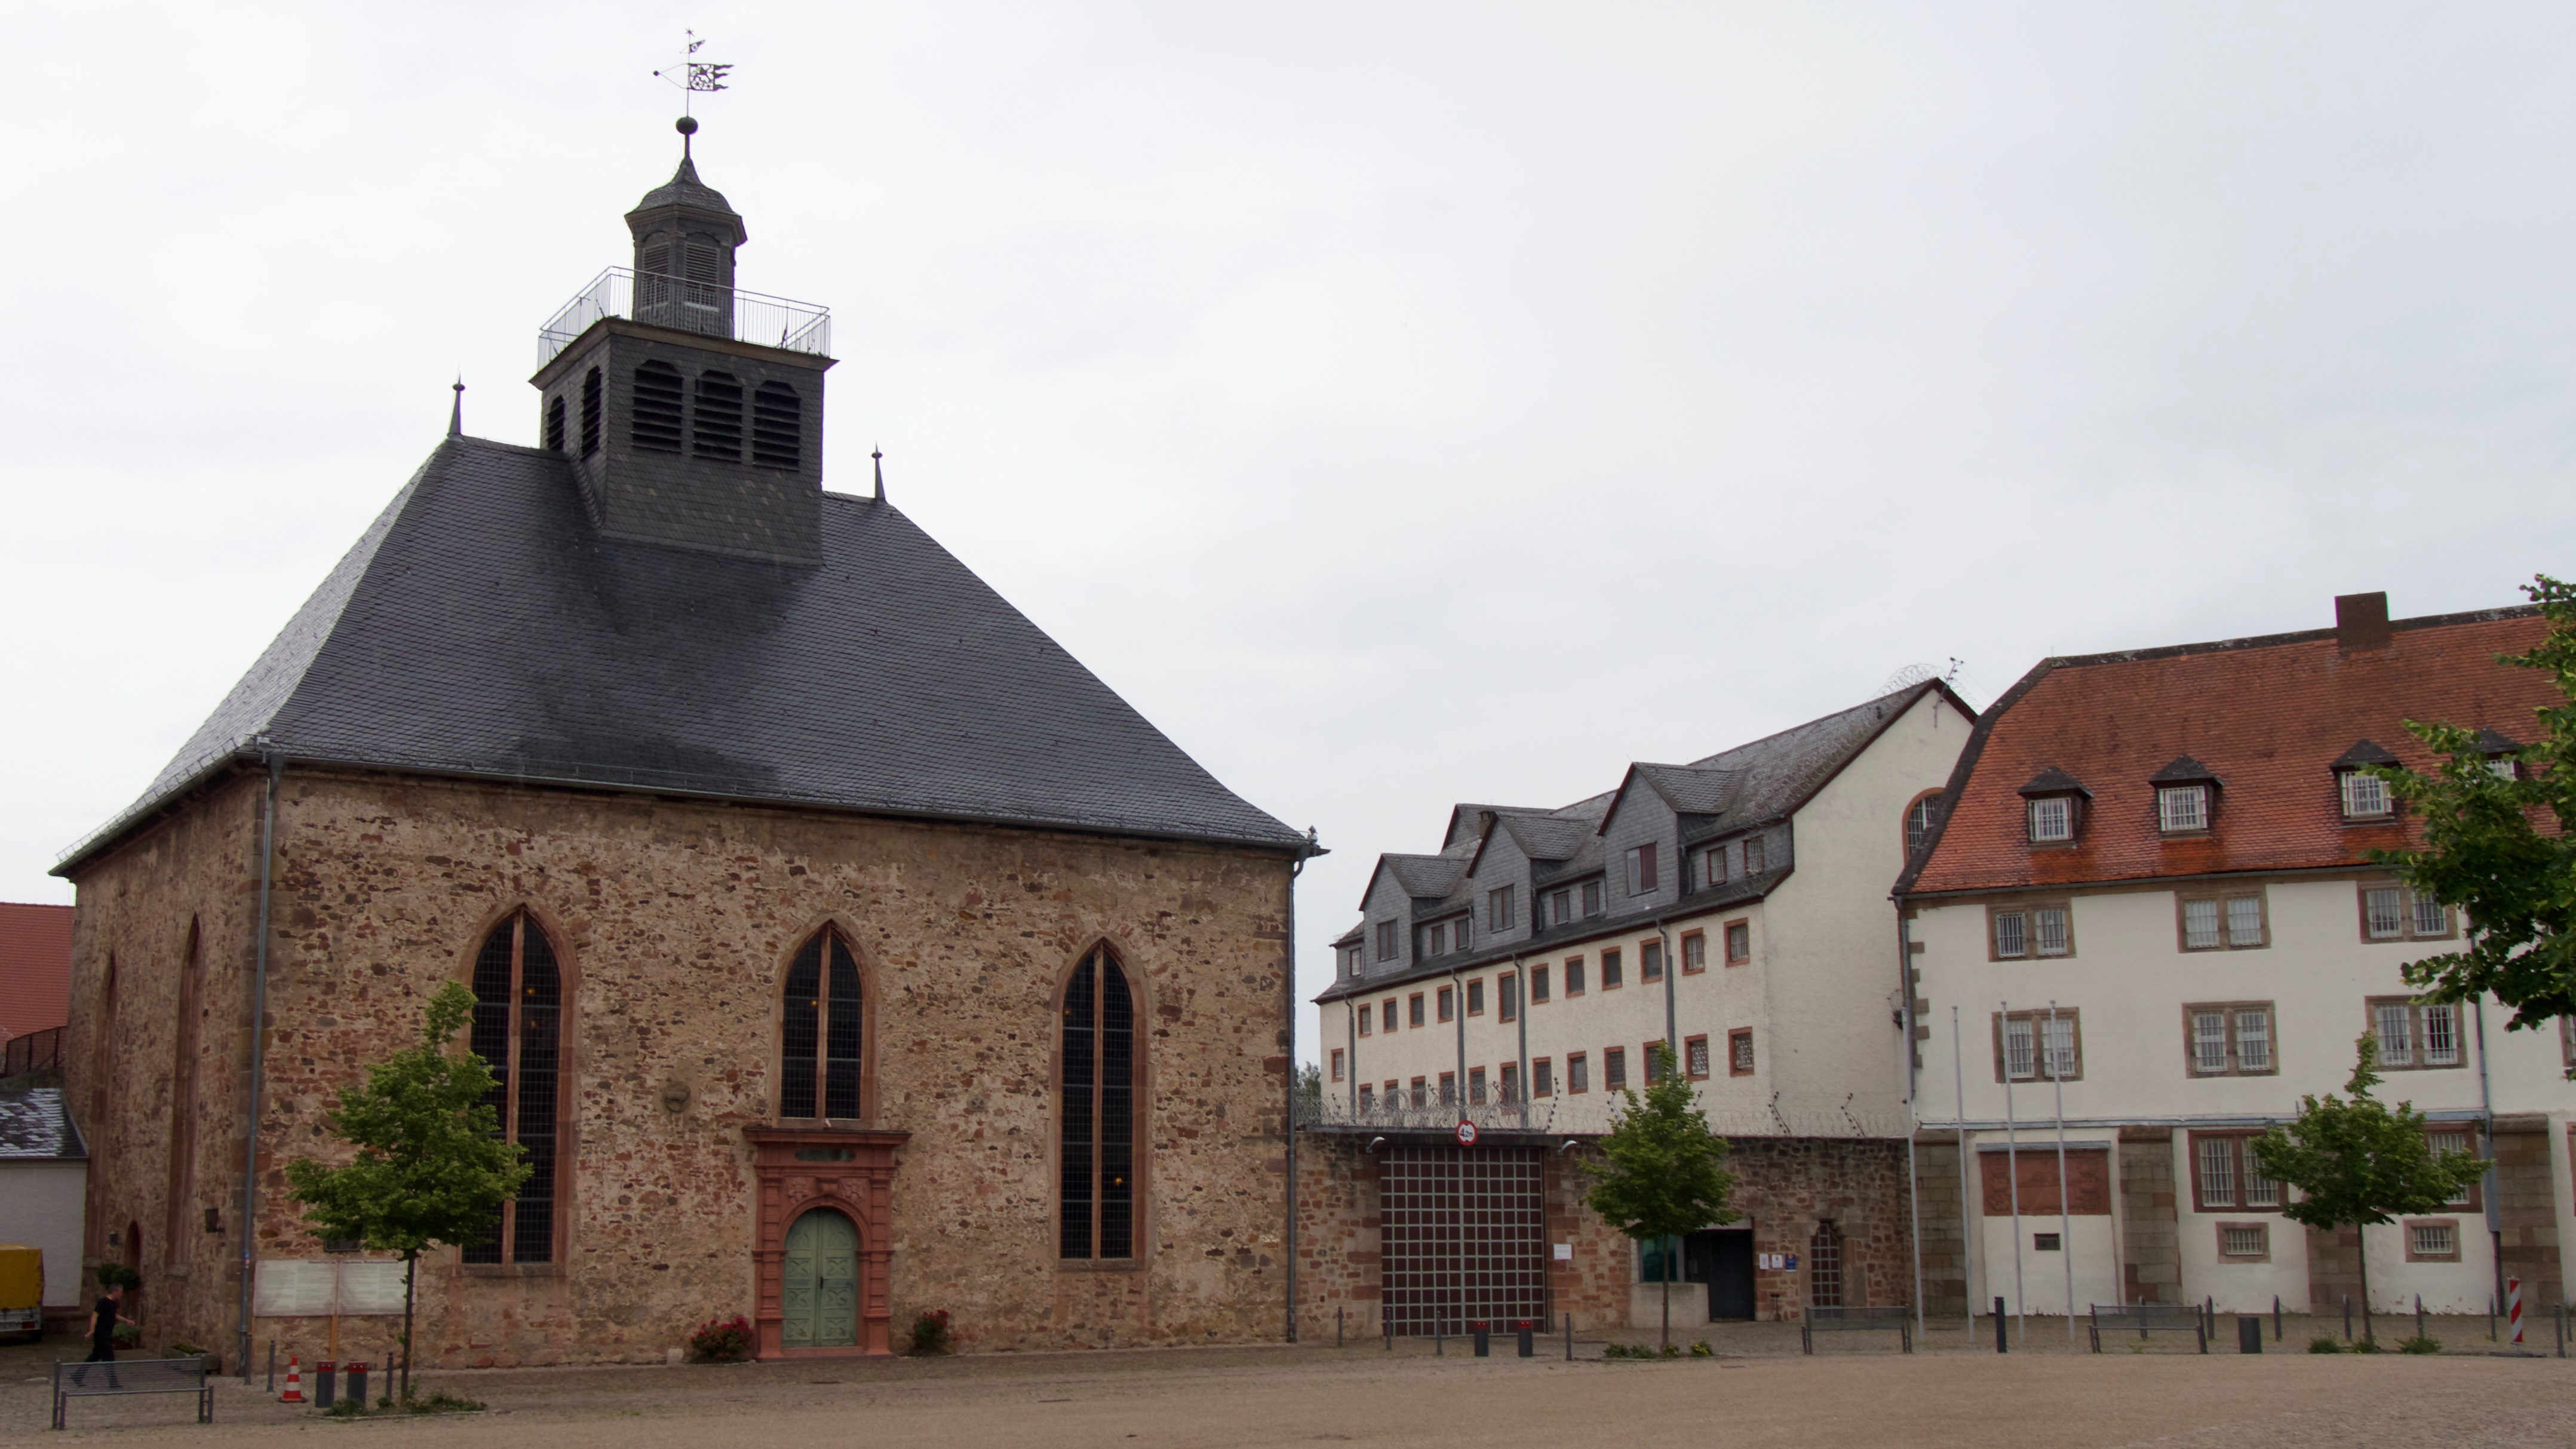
(745, 1126), (908, 1358)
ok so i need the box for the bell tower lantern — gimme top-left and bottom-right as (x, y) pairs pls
(625, 116), (746, 337)
(529, 118), (835, 566)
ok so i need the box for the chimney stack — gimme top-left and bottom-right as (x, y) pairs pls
(2335, 592), (2391, 654)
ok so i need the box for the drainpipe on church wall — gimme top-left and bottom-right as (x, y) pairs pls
(1284, 831), (1318, 1344)
(235, 753), (282, 1381)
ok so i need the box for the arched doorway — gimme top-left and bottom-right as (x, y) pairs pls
(781, 1209), (859, 1349)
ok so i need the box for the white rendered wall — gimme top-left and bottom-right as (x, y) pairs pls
(0, 1161), (87, 1307)
(1322, 689), (1968, 1141)
(1914, 870), (2576, 1316)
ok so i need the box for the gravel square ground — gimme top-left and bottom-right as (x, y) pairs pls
(2, 1315), (2568, 1447)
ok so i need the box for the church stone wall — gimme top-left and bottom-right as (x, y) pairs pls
(68, 766), (1297, 1366)
(59, 770), (268, 1359)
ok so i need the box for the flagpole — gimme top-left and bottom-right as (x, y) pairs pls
(2003, 999), (2023, 1346)
(1954, 1006), (1972, 1342)
(2050, 1000), (2073, 1342)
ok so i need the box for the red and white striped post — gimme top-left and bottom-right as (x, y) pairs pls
(2509, 1277), (2526, 1346)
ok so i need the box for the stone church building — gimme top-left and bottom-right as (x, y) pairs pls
(54, 128), (1313, 1370)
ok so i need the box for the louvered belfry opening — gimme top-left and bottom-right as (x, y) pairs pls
(692, 370), (744, 460)
(465, 911), (562, 1264)
(780, 928), (864, 1120)
(1059, 947), (1137, 1260)
(631, 361), (685, 453)
(577, 367), (601, 457)
(751, 381), (802, 469)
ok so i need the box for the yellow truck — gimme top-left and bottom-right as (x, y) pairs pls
(0, 1244), (42, 1339)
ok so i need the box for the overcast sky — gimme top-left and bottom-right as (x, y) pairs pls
(7, 3), (2574, 1067)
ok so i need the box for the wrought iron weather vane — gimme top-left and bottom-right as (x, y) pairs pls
(653, 30), (732, 155)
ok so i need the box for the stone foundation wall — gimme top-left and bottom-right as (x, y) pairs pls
(67, 767), (1298, 1367)
(1725, 1138), (1914, 1319)
(1290, 1133), (1383, 1341)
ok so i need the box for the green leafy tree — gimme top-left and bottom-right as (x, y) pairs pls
(2250, 1034), (2486, 1343)
(285, 982), (530, 1404)
(1293, 1061), (1323, 1119)
(2371, 574), (2576, 1052)
(1583, 1042), (1736, 1350)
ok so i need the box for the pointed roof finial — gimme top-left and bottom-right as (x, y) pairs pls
(873, 446), (885, 502)
(449, 376), (465, 438)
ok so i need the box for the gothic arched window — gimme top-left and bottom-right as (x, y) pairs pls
(780, 927), (864, 1120)
(632, 361), (684, 454)
(1059, 946), (1137, 1260)
(751, 382), (801, 469)
(465, 910), (562, 1264)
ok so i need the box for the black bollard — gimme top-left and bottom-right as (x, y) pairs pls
(1516, 1320), (1534, 1358)
(346, 1361), (369, 1408)
(1565, 1312), (1573, 1362)
(1473, 1321), (1490, 1357)
(314, 1362), (337, 1410)
(2238, 1316), (2262, 1353)
(2273, 1295), (2282, 1341)
(1994, 1297), (2007, 1353)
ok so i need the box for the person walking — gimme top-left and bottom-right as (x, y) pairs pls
(75, 1285), (134, 1388)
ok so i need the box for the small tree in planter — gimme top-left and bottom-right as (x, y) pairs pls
(1584, 1042), (1736, 1352)
(2250, 1034), (2486, 1344)
(285, 983), (532, 1404)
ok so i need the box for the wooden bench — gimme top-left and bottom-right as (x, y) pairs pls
(51, 1358), (214, 1430)
(2088, 1302), (2207, 1353)
(1801, 1306), (1912, 1353)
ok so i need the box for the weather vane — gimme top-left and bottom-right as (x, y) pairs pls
(653, 30), (732, 155)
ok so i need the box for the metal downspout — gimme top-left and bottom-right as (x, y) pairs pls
(1451, 966), (1466, 1110)
(1285, 834), (1313, 1344)
(235, 754), (281, 1380)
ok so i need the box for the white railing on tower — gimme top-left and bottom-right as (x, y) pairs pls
(537, 267), (832, 366)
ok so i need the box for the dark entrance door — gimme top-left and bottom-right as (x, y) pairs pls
(1685, 1229), (1756, 1320)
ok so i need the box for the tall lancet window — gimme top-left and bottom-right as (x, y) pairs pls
(1058, 947), (1137, 1260)
(780, 928), (864, 1120)
(465, 911), (562, 1264)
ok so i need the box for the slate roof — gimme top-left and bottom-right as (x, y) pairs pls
(0, 1086), (83, 1161)
(630, 157), (744, 229)
(1899, 606), (2552, 897)
(0, 903), (72, 1039)
(1662, 684), (1946, 842)
(59, 437), (1307, 871)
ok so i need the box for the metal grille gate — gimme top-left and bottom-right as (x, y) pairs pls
(1380, 1146), (1547, 1336)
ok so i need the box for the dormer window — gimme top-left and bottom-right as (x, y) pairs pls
(1624, 843), (1659, 896)
(2149, 756), (2221, 836)
(2158, 786), (2209, 833)
(2479, 729), (2523, 781)
(2016, 767), (2091, 845)
(2029, 798), (2073, 842)
(1374, 920), (1399, 962)
(2332, 740), (2400, 821)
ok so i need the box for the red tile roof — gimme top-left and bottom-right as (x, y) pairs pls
(0, 902), (73, 1039)
(1901, 606), (2555, 897)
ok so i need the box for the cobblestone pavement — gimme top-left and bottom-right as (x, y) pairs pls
(3, 1318), (2568, 1447)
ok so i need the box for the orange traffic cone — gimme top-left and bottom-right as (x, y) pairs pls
(280, 1354), (305, 1404)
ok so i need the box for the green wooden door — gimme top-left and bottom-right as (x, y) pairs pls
(782, 1209), (859, 1348)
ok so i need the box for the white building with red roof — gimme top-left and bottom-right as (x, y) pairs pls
(1896, 592), (2572, 1324)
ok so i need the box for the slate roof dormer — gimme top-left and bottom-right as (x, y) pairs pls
(2016, 766), (2092, 799)
(2148, 754), (2223, 787)
(2329, 739), (2402, 771)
